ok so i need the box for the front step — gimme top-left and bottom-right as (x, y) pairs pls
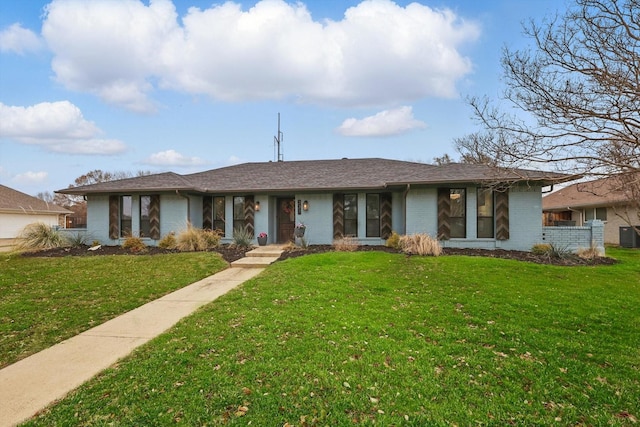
(245, 247), (285, 257)
(231, 256), (281, 268)
(230, 245), (285, 268)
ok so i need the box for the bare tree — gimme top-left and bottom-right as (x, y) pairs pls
(456, 0), (640, 223)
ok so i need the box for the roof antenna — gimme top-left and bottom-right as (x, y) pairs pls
(274, 112), (284, 162)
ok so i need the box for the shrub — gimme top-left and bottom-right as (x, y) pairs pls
(399, 233), (442, 256)
(385, 231), (401, 249)
(531, 243), (572, 259)
(122, 236), (147, 253)
(577, 241), (601, 260)
(333, 236), (358, 252)
(65, 232), (89, 248)
(201, 229), (222, 249)
(531, 243), (552, 255)
(176, 226), (206, 251)
(232, 226), (254, 248)
(175, 227), (222, 251)
(158, 232), (177, 249)
(16, 222), (66, 250)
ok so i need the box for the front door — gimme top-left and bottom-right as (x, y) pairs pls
(277, 198), (295, 243)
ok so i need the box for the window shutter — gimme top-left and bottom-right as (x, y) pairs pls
(437, 188), (451, 240)
(333, 193), (344, 239)
(495, 190), (510, 240)
(149, 195), (161, 240)
(380, 192), (393, 239)
(203, 197), (213, 230)
(109, 195), (119, 239)
(244, 195), (255, 236)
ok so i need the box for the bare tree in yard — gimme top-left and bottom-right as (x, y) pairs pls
(456, 0), (640, 224)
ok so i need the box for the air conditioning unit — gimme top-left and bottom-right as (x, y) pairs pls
(619, 226), (640, 248)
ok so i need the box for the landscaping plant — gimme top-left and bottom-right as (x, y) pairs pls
(15, 222), (65, 251)
(232, 226), (253, 248)
(399, 232), (442, 256)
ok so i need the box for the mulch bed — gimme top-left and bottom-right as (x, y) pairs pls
(20, 244), (251, 264)
(20, 244), (617, 266)
(276, 245), (617, 266)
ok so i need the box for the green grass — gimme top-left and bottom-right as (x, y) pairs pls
(0, 252), (228, 368)
(20, 248), (640, 425)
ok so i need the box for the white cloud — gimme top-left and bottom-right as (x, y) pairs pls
(0, 101), (127, 155)
(336, 106), (427, 137)
(40, 0), (480, 111)
(12, 171), (48, 185)
(143, 149), (206, 166)
(0, 23), (43, 54)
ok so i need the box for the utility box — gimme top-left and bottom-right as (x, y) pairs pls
(619, 226), (640, 248)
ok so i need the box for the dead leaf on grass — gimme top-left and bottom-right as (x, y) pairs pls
(615, 411), (637, 423)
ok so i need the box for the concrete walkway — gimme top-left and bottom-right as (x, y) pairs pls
(0, 245), (283, 427)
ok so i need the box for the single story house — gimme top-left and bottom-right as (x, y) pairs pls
(57, 158), (573, 251)
(0, 184), (72, 251)
(542, 175), (640, 245)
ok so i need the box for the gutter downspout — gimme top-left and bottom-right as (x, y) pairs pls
(402, 184), (410, 235)
(176, 190), (191, 224)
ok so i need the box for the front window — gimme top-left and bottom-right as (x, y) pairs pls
(450, 189), (466, 238)
(585, 207), (607, 221)
(233, 196), (245, 231)
(344, 194), (358, 236)
(214, 196), (226, 235)
(120, 195), (132, 238)
(477, 188), (494, 238)
(366, 194), (380, 237)
(140, 195), (151, 238)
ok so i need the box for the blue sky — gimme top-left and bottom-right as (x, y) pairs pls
(0, 0), (564, 195)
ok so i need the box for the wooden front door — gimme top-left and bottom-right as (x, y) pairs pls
(277, 198), (295, 243)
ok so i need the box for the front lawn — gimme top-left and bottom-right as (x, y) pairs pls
(23, 248), (639, 425)
(0, 252), (228, 368)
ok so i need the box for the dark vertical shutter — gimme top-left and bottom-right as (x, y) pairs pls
(109, 195), (119, 239)
(149, 195), (161, 240)
(380, 192), (393, 239)
(495, 190), (510, 240)
(203, 197), (213, 230)
(333, 193), (344, 239)
(244, 195), (255, 236)
(437, 188), (451, 240)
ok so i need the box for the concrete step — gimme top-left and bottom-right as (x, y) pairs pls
(246, 247), (285, 258)
(231, 256), (280, 268)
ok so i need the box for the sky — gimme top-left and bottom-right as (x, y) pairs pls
(0, 0), (566, 196)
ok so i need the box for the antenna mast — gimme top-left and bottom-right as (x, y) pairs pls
(274, 113), (284, 162)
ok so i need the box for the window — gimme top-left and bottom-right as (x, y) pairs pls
(477, 188), (494, 238)
(450, 189), (466, 238)
(120, 195), (132, 238)
(366, 194), (380, 237)
(344, 194), (358, 236)
(214, 196), (225, 235)
(140, 195), (151, 238)
(585, 207), (607, 221)
(233, 196), (245, 231)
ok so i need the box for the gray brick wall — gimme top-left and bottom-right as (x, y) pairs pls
(541, 220), (605, 255)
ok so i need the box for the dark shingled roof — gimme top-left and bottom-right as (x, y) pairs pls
(58, 158), (573, 195)
(0, 184), (72, 214)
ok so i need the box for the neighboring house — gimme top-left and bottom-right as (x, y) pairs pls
(542, 176), (640, 245)
(0, 184), (72, 251)
(57, 158), (572, 251)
